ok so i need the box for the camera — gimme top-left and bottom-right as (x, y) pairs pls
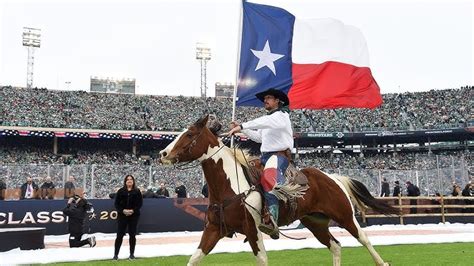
(71, 194), (81, 203)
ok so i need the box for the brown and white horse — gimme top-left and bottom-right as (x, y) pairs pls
(159, 115), (398, 266)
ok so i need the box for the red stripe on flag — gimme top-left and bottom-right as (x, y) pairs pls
(152, 134), (161, 139)
(121, 133), (132, 139)
(89, 133), (99, 138)
(55, 132), (65, 137)
(19, 130), (29, 136)
(289, 61), (382, 109)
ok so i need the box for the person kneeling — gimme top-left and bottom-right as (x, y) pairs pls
(63, 194), (96, 248)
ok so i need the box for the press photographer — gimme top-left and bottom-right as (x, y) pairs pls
(63, 193), (96, 248)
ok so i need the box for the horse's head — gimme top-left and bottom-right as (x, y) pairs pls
(159, 115), (219, 165)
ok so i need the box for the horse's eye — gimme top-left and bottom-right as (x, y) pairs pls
(186, 133), (193, 138)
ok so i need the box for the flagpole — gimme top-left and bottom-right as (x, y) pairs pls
(230, 0), (244, 148)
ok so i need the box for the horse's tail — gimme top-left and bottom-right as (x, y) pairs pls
(332, 174), (399, 215)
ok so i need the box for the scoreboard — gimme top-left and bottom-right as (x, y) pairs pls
(215, 82), (234, 98)
(90, 77), (135, 94)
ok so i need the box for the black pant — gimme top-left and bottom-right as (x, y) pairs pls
(410, 199), (417, 214)
(69, 233), (90, 248)
(114, 215), (139, 256)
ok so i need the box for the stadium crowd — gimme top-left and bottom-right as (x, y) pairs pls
(1, 85), (472, 198)
(0, 148), (202, 198)
(1, 86), (472, 132)
(1, 146), (472, 198)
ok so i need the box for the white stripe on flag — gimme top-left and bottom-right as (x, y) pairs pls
(292, 18), (370, 67)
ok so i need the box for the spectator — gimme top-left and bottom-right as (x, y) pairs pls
(40, 176), (56, 199)
(156, 183), (170, 198)
(1, 85), (470, 133)
(202, 182), (209, 198)
(461, 183), (473, 213)
(113, 174), (143, 260)
(461, 183), (472, 197)
(175, 184), (187, 198)
(62, 193), (96, 248)
(393, 181), (401, 197)
(406, 181), (420, 214)
(380, 178), (390, 197)
(452, 183), (462, 196)
(64, 176), (76, 199)
(143, 186), (157, 199)
(0, 179), (6, 200)
(20, 176), (39, 200)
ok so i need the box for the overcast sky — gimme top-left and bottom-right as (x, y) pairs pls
(0, 0), (472, 96)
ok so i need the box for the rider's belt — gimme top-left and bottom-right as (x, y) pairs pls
(262, 149), (292, 162)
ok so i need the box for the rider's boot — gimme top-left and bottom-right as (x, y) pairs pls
(258, 203), (279, 239)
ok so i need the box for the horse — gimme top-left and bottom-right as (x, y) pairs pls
(159, 115), (398, 266)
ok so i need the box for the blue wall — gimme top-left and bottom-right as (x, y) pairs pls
(0, 198), (208, 235)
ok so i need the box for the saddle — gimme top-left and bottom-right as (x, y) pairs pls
(243, 150), (308, 187)
(242, 152), (309, 226)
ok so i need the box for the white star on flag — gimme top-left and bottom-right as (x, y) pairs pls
(251, 40), (284, 75)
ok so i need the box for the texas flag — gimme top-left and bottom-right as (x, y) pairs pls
(236, 1), (382, 109)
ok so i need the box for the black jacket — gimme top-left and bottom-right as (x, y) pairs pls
(393, 185), (401, 197)
(64, 181), (76, 199)
(202, 183), (209, 198)
(114, 187), (143, 217)
(20, 182), (39, 200)
(156, 188), (170, 198)
(0, 181), (6, 200)
(143, 190), (158, 198)
(63, 201), (87, 235)
(407, 184), (420, 196)
(380, 182), (390, 197)
(175, 185), (187, 198)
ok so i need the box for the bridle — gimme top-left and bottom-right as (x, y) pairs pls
(173, 127), (229, 170)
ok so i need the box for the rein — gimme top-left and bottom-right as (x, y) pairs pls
(209, 186), (256, 237)
(172, 132), (307, 241)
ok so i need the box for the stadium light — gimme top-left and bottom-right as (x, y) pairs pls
(22, 27), (41, 89)
(196, 43), (211, 98)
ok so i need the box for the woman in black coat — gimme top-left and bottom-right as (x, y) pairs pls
(113, 174), (143, 260)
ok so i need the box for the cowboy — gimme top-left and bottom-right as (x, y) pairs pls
(227, 88), (293, 239)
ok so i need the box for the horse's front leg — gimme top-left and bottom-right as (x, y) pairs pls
(244, 192), (268, 266)
(246, 228), (268, 266)
(187, 223), (221, 266)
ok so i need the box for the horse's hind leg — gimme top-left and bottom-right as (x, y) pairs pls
(300, 215), (342, 266)
(188, 224), (221, 266)
(340, 217), (388, 266)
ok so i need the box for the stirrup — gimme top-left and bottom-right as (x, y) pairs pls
(258, 218), (279, 240)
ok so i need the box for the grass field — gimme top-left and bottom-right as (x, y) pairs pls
(49, 242), (472, 266)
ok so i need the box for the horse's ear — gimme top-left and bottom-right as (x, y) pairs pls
(207, 119), (222, 136)
(195, 114), (209, 129)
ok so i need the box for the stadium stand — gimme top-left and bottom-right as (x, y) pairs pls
(0, 85), (472, 198)
(1, 85), (472, 132)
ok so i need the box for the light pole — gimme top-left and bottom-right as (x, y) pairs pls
(22, 27), (41, 89)
(196, 43), (211, 98)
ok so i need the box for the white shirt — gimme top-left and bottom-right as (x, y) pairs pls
(25, 184), (33, 199)
(241, 110), (294, 153)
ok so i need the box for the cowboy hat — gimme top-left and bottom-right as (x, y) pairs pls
(255, 88), (289, 106)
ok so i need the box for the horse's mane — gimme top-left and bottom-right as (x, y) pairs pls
(220, 143), (257, 169)
(205, 120), (257, 168)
